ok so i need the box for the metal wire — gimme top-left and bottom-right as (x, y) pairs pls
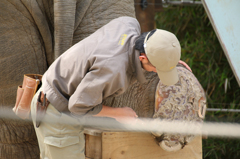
(134, 0), (202, 6)
(1, 108), (240, 138)
(207, 108), (240, 113)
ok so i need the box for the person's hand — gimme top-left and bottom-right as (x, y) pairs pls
(93, 105), (138, 124)
(178, 60), (192, 72)
(114, 107), (138, 123)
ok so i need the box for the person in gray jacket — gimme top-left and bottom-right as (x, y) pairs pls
(31, 16), (186, 159)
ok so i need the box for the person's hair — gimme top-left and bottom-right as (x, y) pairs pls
(135, 29), (156, 54)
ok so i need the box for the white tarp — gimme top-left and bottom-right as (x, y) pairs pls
(202, 0), (240, 86)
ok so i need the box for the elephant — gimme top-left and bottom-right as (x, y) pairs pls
(0, 0), (135, 158)
(0, 0), (206, 158)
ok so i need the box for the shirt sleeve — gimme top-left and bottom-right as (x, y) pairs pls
(68, 55), (129, 116)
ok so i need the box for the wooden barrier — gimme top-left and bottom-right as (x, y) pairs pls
(84, 128), (202, 159)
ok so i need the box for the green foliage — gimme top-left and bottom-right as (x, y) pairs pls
(155, 5), (240, 159)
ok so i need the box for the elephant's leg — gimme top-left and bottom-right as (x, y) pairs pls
(0, 0), (49, 158)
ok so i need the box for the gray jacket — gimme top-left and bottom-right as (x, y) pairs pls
(42, 16), (146, 116)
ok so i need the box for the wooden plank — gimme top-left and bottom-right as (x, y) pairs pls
(85, 134), (102, 159)
(102, 132), (202, 159)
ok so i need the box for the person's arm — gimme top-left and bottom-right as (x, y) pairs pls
(93, 105), (138, 122)
(68, 56), (136, 119)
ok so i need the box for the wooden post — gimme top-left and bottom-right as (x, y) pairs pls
(134, 0), (163, 33)
(85, 128), (102, 159)
(155, 0), (163, 12)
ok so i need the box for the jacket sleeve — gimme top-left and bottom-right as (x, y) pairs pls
(68, 55), (129, 116)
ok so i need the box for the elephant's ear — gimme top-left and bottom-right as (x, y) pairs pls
(20, 0), (54, 65)
(152, 66), (206, 151)
(71, 0), (136, 45)
(53, 0), (136, 59)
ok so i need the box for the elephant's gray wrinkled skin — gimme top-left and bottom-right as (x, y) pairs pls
(103, 71), (158, 118)
(0, 0), (135, 158)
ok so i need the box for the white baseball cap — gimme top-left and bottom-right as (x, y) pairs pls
(144, 29), (181, 85)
